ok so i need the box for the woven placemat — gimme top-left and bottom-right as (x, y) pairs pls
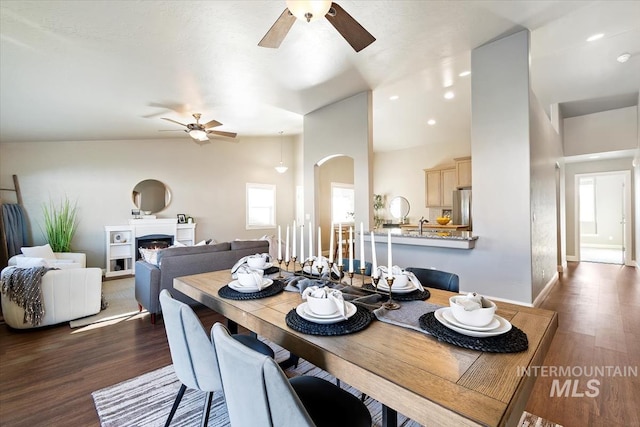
(218, 280), (286, 300)
(263, 266), (280, 275)
(418, 312), (528, 353)
(362, 283), (430, 301)
(285, 305), (374, 336)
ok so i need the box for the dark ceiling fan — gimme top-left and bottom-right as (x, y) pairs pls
(160, 113), (237, 145)
(259, 1), (375, 52)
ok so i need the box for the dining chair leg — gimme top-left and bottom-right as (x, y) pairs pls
(164, 383), (187, 427)
(200, 391), (214, 427)
(382, 404), (398, 427)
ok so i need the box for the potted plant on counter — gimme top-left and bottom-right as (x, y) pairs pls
(42, 196), (79, 252)
(373, 194), (384, 230)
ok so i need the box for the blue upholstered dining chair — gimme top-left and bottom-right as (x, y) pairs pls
(211, 322), (372, 427)
(405, 267), (460, 292)
(159, 290), (275, 426)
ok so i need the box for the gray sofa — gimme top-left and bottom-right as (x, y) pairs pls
(135, 240), (269, 323)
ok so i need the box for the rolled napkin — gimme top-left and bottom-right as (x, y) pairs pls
(376, 265), (424, 291)
(456, 292), (484, 311)
(231, 253), (271, 274)
(302, 286), (347, 319)
(234, 266), (265, 290)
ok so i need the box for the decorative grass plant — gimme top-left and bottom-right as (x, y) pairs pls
(42, 197), (78, 252)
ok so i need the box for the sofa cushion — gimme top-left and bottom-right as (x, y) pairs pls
(21, 244), (56, 260)
(156, 242), (231, 265)
(231, 240), (269, 251)
(16, 257), (48, 268)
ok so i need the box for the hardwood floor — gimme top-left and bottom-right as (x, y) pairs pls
(525, 262), (639, 427)
(0, 262), (637, 427)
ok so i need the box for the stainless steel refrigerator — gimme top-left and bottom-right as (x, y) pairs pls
(452, 189), (472, 229)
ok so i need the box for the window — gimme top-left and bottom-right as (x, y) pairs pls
(246, 183), (276, 229)
(331, 182), (355, 224)
(579, 177), (597, 235)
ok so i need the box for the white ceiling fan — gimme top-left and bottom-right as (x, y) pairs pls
(160, 113), (238, 145)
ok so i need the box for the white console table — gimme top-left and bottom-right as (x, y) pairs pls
(104, 219), (196, 277)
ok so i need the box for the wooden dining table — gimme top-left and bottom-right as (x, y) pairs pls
(174, 270), (557, 427)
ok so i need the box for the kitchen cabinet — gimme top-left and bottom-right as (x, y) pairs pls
(454, 156), (472, 188)
(424, 167), (456, 207)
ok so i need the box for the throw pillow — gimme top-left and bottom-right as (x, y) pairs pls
(139, 248), (160, 265)
(16, 257), (48, 268)
(21, 244), (56, 260)
(195, 240), (208, 246)
(171, 240), (187, 248)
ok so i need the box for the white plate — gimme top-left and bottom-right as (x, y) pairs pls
(296, 302), (357, 324)
(228, 278), (273, 293)
(303, 304), (342, 319)
(434, 308), (512, 337)
(440, 308), (501, 331)
(375, 282), (417, 294)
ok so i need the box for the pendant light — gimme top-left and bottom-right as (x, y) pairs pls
(275, 131), (288, 173)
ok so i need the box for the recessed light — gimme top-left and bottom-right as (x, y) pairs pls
(444, 91), (455, 100)
(389, 95), (399, 101)
(458, 71), (471, 77)
(617, 53), (631, 63)
(427, 119), (436, 126)
(586, 33), (604, 42)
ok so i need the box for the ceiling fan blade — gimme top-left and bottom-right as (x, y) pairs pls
(258, 8), (296, 48)
(208, 130), (238, 138)
(325, 2), (375, 52)
(203, 119), (223, 129)
(161, 117), (188, 127)
(158, 129), (187, 132)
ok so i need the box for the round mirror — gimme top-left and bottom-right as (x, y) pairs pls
(389, 196), (410, 222)
(132, 179), (171, 214)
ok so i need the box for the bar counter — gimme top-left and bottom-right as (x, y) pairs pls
(364, 228), (478, 249)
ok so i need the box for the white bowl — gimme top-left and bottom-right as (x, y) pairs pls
(237, 269), (264, 287)
(449, 295), (496, 327)
(306, 295), (338, 316)
(247, 255), (267, 269)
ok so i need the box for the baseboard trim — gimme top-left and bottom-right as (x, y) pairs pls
(533, 272), (559, 308)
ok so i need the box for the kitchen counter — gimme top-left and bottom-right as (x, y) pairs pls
(400, 223), (470, 231)
(364, 229), (478, 249)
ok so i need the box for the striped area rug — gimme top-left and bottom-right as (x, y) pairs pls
(92, 340), (561, 427)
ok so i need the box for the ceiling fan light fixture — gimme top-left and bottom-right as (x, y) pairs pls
(286, 0), (332, 23)
(275, 131), (288, 173)
(189, 129), (208, 141)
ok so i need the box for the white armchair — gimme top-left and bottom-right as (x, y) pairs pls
(1, 252), (102, 329)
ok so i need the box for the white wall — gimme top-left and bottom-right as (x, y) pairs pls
(0, 136), (297, 268)
(469, 30), (534, 303)
(564, 107), (638, 156)
(529, 90), (563, 300)
(303, 91), (373, 235)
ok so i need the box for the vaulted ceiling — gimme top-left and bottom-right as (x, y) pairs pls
(1, 1), (638, 152)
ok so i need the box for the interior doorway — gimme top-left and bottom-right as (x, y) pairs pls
(576, 171), (631, 265)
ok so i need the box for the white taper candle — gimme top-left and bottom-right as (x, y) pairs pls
(370, 231), (378, 277)
(285, 226), (290, 262)
(300, 223), (304, 262)
(278, 225), (282, 260)
(387, 229), (393, 279)
(317, 226), (322, 260)
(292, 220), (296, 258)
(329, 222), (334, 263)
(338, 223), (343, 266)
(360, 222), (365, 264)
(308, 221), (313, 259)
(349, 227), (354, 273)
